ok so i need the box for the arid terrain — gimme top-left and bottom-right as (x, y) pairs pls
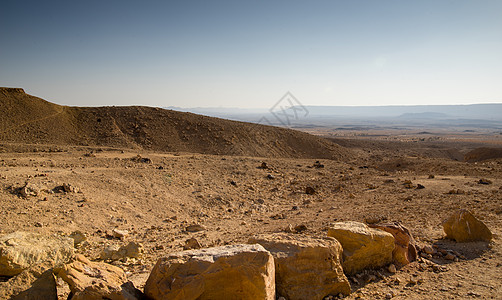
(1, 88), (501, 299)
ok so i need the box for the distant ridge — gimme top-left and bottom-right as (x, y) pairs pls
(0, 88), (348, 159)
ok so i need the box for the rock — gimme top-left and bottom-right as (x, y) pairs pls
(293, 224), (308, 233)
(305, 186), (316, 195)
(259, 162), (268, 169)
(388, 264), (397, 273)
(19, 182), (39, 197)
(313, 161), (324, 168)
(478, 178), (492, 185)
(69, 231), (86, 247)
(0, 262), (57, 300)
(185, 224), (206, 232)
(62, 183), (79, 193)
(58, 254), (143, 300)
(248, 233), (351, 300)
(112, 229), (129, 239)
(423, 245), (435, 255)
(132, 155), (152, 164)
(101, 242), (143, 261)
(183, 237), (202, 250)
(442, 209), (492, 242)
(445, 253), (455, 260)
(144, 244), (275, 300)
(327, 221), (395, 274)
(369, 222), (417, 265)
(0, 231), (74, 276)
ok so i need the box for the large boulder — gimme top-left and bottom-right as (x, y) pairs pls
(0, 231), (74, 276)
(0, 262), (57, 300)
(248, 233), (351, 299)
(442, 209), (492, 242)
(144, 244), (275, 300)
(369, 222), (417, 266)
(57, 254), (143, 300)
(327, 221), (395, 274)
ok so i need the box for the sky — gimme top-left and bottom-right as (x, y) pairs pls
(1, 0), (501, 108)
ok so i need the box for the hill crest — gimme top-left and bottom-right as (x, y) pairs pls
(0, 88), (348, 159)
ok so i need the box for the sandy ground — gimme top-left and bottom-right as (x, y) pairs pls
(0, 142), (501, 299)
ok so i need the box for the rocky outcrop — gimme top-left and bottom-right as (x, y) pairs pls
(58, 254), (143, 300)
(369, 222), (417, 266)
(0, 231), (74, 276)
(144, 244), (275, 300)
(328, 221), (395, 274)
(100, 242), (143, 261)
(249, 233), (350, 299)
(0, 262), (57, 300)
(442, 209), (492, 242)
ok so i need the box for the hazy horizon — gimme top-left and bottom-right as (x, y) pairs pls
(1, 1), (501, 108)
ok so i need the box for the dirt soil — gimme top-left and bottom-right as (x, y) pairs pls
(1, 88), (501, 299)
(0, 141), (501, 299)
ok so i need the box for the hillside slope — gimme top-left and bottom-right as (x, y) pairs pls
(0, 88), (348, 159)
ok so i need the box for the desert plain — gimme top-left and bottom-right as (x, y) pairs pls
(0, 88), (501, 299)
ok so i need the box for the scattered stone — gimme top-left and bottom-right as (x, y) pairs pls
(271, 213), (286, 220)
(100, 242), (143, 261)
(267, 174), (275, 180)
(35, 222), (43, 227)
(442, 209), (492, 242)
(131, 155), (152, 164)
(259, 162), (268, 169)
(284, 224), (294, 233)
(19, 182), (39, 197)
(305, 186), (316, 195)
(0, 262), (57, 300)
(62, 183), (80, 193)
(248, 233), (350, 300)
(58, 254), (143, 300)
(313, 161), (325, 168)
(445, 253), (455, 260)
(423, 245), (435, 255)
(428, 174), (435, 179)
(144, 244), (275, 300)
(112, 228), (129, 239)
(328, 221), (395, 274)
(388, 264), (397, 273)
(183, 237), (202, 250)
(0, 231), (74, 276)
(294, 224), (308, 233)
(416, 184), (425, 189)
(185, 224), (206, 232)
(69, 231), (86, 247)
(478, 178), (492, 185)
(230, 180), (237, 186)
(369, 222), (417, 265)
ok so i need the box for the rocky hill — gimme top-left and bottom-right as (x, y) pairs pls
(0, 88), (347, 159)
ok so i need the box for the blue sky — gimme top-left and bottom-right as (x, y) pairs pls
(1, 1), (501, 108)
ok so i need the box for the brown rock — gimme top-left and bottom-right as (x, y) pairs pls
(305, 186), (316, 195)
(442, 209), (492, 242)
(369, 222), (417, 265)
(328, 221), (395, 274)
(185, 224), (206, 232)
(58, 254), (143, 300)
(100, 242), (143, 261)
(144, 244), (275, 300)
(183, 237), (202, 250)
(248, 233), (351, 300)
(0, 231), (74, 276)
(0, 262), (57, 300)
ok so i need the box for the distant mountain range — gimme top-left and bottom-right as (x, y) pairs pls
(168, 104), (502, 128)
